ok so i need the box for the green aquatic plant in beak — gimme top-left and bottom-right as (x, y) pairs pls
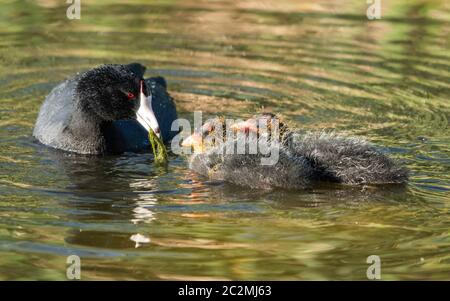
(149, 129), (168, 165)
(136, 80), (168, 164)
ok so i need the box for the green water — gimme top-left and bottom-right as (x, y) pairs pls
(0, 0), (449, 280)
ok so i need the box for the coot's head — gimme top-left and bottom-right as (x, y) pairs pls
(181, 117), (226, 153)
(76, 64), (160, 135)
(182, 113), (289, 152)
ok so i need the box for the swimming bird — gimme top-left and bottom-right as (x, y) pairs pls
(182, 114), (409, 190)
(33, 63), (178, 154)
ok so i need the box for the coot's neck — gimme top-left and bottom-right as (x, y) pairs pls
(67, 96), (107, 155)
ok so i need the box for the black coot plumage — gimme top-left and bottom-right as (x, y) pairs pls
(182, 114), (409, 190)
(33, 63), (178, 154)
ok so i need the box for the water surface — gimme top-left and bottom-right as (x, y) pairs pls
(0, 0), (449, 280)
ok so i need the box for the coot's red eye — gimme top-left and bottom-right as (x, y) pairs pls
(127, 92), (135, 100)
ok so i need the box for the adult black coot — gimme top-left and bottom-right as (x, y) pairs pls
(182, 114), (409, 190)
(33, 63), (178, 154)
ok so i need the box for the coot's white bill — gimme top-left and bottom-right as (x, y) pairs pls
(136, 80), (160, 137)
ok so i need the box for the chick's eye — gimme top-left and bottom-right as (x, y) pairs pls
(127, 92), (135, 100)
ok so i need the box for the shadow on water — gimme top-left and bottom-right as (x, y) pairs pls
(29, 141), (413, 253)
